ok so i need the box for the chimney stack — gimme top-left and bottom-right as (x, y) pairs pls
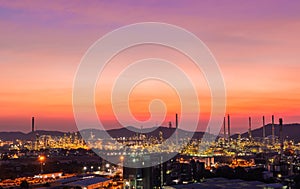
(279, 118), (283, 155)
(227, 114), (231, 142)
(32, 117), (35, 132)
(223, 117), (226, 139)
(175, 113), (178, 149)
(272, 115), (275, 144)
(262, 116), (266, 141)
(248, 117), (252, 141)
(175, 113), (178, 129)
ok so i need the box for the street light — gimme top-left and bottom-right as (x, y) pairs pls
(38, 155), (46, 174)
(120, 156), (124, 174)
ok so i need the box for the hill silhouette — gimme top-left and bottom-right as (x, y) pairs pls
(0, 127), (210, 141)
(79, 126), (209, 140)
(0, 130), (65, 141)
(1, 123), (299, 142)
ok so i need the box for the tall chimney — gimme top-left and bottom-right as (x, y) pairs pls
(227, 114), (231, 142)
(32, 117), (35, 132)
(248, 117), (252, 141)
(279, 118), (283, 155)
(175, 113), (178, 149)
(223, 117), (226, 139)
(272, 115), (275, 144)
(175, 113), (178, 129)
(262, 116), (265, 141)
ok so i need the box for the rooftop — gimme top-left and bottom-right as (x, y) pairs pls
(168, 177), (283, 189)
(67, 177), (111, 187)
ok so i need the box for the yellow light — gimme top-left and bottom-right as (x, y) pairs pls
(120, 156), (124, 161)
(278, 174), (282, 178)
(39, 155), (45, 162)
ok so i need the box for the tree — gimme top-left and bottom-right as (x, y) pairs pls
(43, 182), (50, 187)
(20, 180), (29, 189)
(294, 175), (300, 189)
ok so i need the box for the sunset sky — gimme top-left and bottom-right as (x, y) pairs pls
(0, 1), (299, 133)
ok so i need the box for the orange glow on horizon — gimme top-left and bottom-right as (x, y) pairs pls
(0, 1), (299, 133)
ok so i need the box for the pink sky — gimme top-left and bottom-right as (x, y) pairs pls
(0, 1), (299, 133)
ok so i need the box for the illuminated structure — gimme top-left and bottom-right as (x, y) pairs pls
(38, 155), (45, 174)
(123, 154), (166, 188)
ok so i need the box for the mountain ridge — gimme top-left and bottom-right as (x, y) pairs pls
(0, 123), (299, 142)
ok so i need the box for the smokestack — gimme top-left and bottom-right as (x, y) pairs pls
(262, 116), (265, 141)
(279, 118), (283, 155)
(227, 114), (231, 142)
(32, 117), (35, 132)
(175, 113), (178, 149)
(272, 115), (275, 144)
(175, 113), (178, 129)
(248, 117), (252, 141)
(223, 117), (226, 139)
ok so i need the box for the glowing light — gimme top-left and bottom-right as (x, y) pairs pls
(38, 155), (45, 162)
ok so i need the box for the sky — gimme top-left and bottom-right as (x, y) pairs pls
(0, 1), (300, 133)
